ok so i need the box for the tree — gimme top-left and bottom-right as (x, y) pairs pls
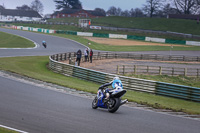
(107, 6), (117, 16)
(143, 0), (163, 17)
(130, 8), (144, 17)
(107, 6), (122, 16)
(30, 0), (44, 14)
(121, 10), (130, 17)
(16, 5), (32, 11)
(54, 0), (82, 10)
(162, 3), (178, 16)
(94, 8), (106, 16)
(172, 0), (200, 14)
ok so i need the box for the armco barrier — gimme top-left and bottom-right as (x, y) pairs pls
(3, 25), (200, 46)
(49, 52), (200, 102)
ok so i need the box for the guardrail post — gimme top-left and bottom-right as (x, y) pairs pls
(147, 66), (149, 74)
(197, 69), (199, 78)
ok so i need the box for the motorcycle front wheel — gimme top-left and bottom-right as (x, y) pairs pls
(108, 98), (120, 113)
(92, 96), (98, 109)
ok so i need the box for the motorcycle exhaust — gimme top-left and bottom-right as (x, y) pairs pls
(120, 99), (128, 106)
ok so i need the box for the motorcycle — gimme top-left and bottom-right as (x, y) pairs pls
(92, 86), (128, 113)
(42, 42), (47, 48)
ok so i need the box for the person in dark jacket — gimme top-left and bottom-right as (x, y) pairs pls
(76, 49), (82, 66)
(89, 49), (93, 63)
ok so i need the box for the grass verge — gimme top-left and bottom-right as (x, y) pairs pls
(0, 127), (18, 133)
(52, 34), (200, 51)
(0, 31), (35, 48)
(0, 56), (200, 114)
(125, 74), (200, 88)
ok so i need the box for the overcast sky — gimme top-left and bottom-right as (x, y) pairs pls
(0, 0), (147, 14)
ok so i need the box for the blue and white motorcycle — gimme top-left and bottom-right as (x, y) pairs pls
(92, 86), (128, 113)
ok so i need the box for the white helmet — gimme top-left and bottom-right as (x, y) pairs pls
(113, 76), (119, 81)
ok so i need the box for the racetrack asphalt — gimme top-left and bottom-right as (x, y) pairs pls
(0, 28), (200, 133)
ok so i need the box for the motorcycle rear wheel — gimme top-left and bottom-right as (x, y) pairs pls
(92, 96), (98, 109)
(108, 98), (120, 113)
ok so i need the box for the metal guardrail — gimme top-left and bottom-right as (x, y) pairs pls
(49, 52), (200, 102)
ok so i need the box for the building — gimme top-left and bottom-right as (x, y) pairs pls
(0, 8), (42, 22)
(51, 9), (105, 18)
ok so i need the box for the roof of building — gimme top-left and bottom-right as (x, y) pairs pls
(0, 8), (42, 18)
(52, 9), (105, 17)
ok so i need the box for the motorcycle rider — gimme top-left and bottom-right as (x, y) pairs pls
(98, 77), (123, 101)
(42, 40), (47, 48)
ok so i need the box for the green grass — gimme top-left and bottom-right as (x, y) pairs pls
(48, 16), (200, 35)
(0, 56), (200, 115)
(8, 16), (200, 41)
(0, 127), (18, 133)
(0, 31), (35, 48)
(125, 74), (200, 88)
(52, 34), (200, 51)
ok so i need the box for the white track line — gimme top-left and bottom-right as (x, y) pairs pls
(0, 124), (28, 133)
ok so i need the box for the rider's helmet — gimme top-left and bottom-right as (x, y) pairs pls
(42, 40), (46, 43)
(112, 77), (122, 89)
(113, 76), (119, 81)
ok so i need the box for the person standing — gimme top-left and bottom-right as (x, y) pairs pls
(84, 48), (88, 62)
(76, 49), (82, 66)
(90, 49), (93, 63)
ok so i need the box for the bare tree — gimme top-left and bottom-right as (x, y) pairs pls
(30, 0), (44, 14)
(54, 0), (82, 10)
(107, 6), (117, 16)
(130, 8), (144, 17)
(173, 0), (200, 14)
(143, 0), (163, 17)
(121, 10), (130, 17)
(162, 3), (178, 15)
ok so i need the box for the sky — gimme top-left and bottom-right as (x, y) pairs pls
(0, 0), (147, 15)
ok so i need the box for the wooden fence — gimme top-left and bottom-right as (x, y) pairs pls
(117, 65), (200, 77)
(53, 52), (200, 63)
(49, 52), (200, 102)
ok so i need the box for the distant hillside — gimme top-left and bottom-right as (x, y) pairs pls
(48, 16), (200, 36)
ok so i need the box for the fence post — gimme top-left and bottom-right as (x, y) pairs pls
(134, 65), (137, 75)
(159, 66), (162, 75)
(147, 66), (149, 74)
(68, 53), (71, 64)
(184, 68), (187, 77)
(197, 69), (199, 78)
(172, 68), (174, 76)
(123, 65), (125, 75)
(117, 65), (119, 74)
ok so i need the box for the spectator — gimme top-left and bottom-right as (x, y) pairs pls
(76, 49), (82, 66)
(84, 48), (88, 62)
(90, 49), (93, 63)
